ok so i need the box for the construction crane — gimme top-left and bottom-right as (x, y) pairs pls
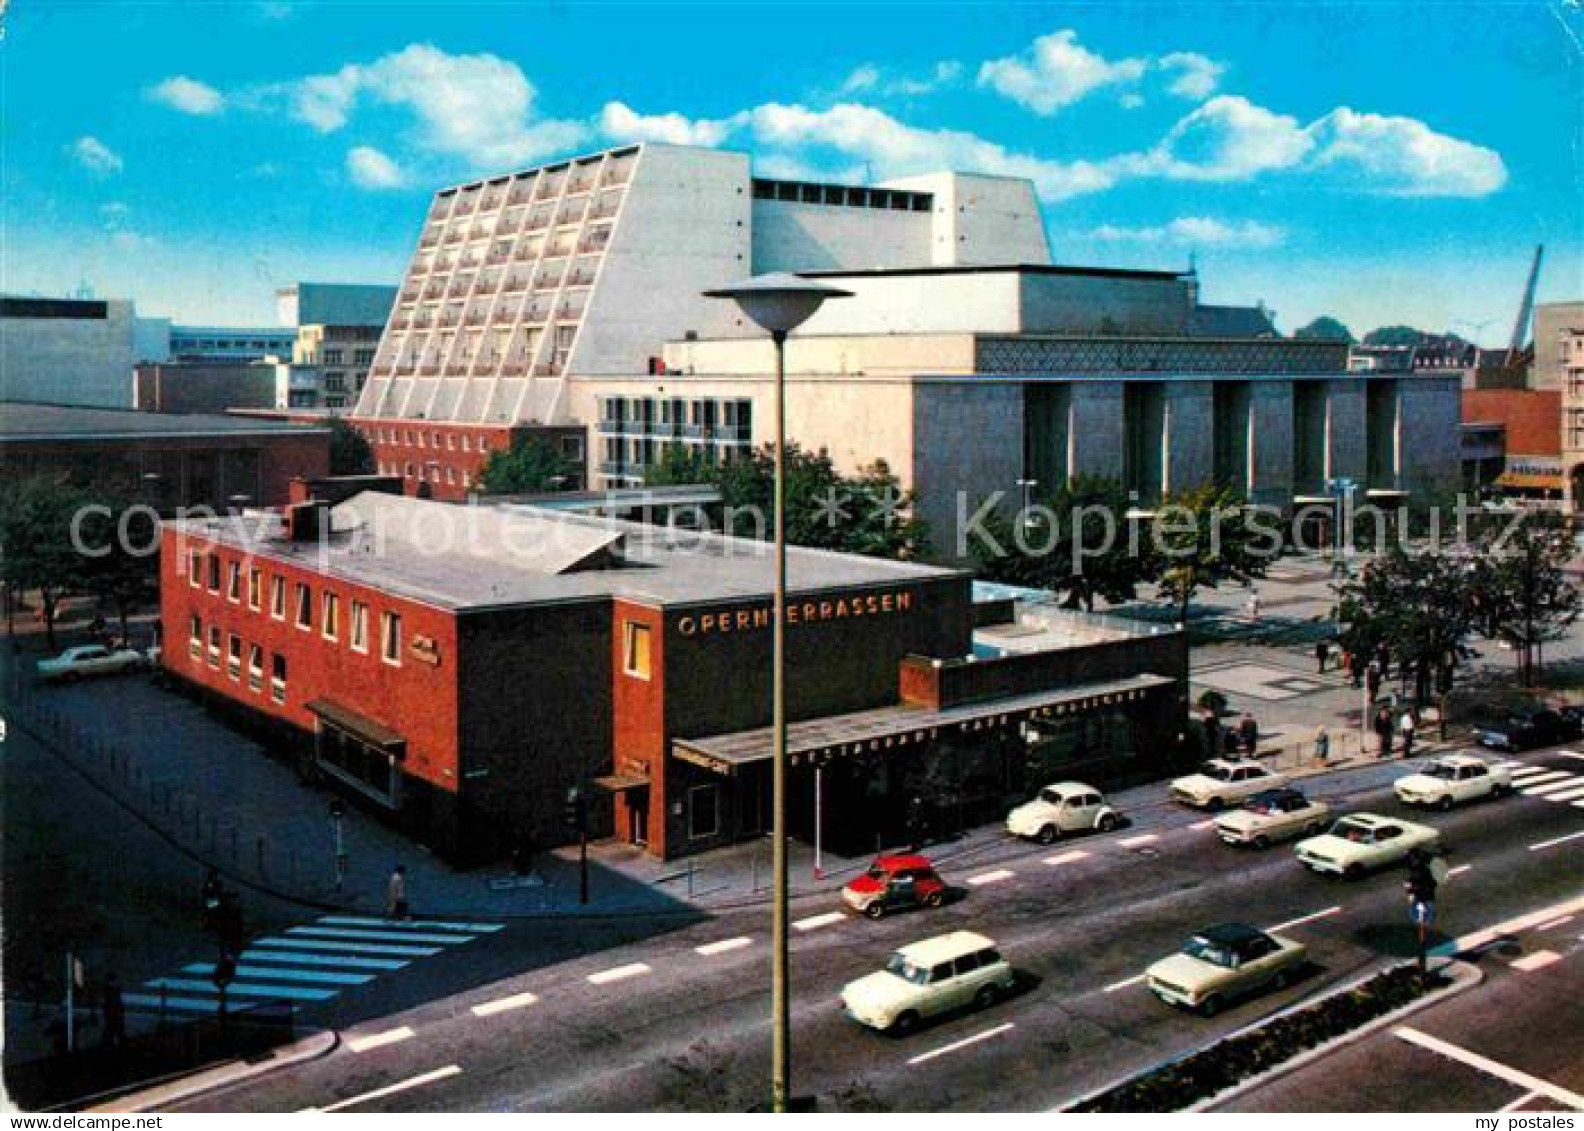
(1507, 243), (1544, 366)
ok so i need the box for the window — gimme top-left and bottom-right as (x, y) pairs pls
(270, 576), (285, 620)
(445, 435), (455, 451)
(381, 611), (402, 665)
(247, 644), (264, 692)
(322, 592), (340, 641)
(461, 435), (472, 452)
(324, 348), (344, 364)
(688, 784), (720, 839)
(207, 554), (220, 592)
(188, 549), (201, 588)
(623, 621), (652, 680)
(248, 568), (262, 611)
(207, 625), (221, 667)
(227, 634), (242, 681)
(561, 435), (584, 461)
(271, 653), (287, 704)
(189, 614), (202, 659)
(226, 562), (241, 602)
(445, 467), (456, 484)
(350, 600), (369, 653)
(295, 582), (312, 629)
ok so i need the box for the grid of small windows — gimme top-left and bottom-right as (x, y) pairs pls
(750, 178), (933, 212)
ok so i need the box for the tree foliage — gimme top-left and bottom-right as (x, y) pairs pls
(1294, 316), (1355, 342)
(643, 443), (714, 487)
(477, 435), (573, 495)
(329, 417), (375, 476)
(0, 477), (98, 649)
(1469, 512), (1581, 685)
(1152, 485), (1276, 622)
(1336, 546), (1477, 703)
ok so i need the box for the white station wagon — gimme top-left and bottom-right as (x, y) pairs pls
(840, 931), (1014, 1035)
(1171, 759), (1287, 811)
(1394, 754), (1513, 810)
(1005, 781), (1118, 843)
(1294, 813), (1440, 878)
(37, 643), (146, 683)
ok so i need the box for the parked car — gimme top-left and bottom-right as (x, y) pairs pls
(37, 643), (147, 683)
(1394, 754), (1514, 810)
(1005, 781), (1118, 844)
(1474, 706), (1581, 752)
(1214, 788), (1331, 849)
(1294, 813), (1440, 878)
(1145, 923), (1307, 1016)
(840, 930), (1015, 1034)
(1170, 759), (1287, 811)
(841, 854), (947, 919)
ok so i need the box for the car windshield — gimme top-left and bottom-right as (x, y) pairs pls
(885, 954), (929, 985)
(1332, 818), (1375, 843)
(865, 865), (890, 881)
(1245, 797), (1278, 814)
(1039, 789), (1065, 805)
(1420, 762), (1458, 780)
(1183, 936), (1235, 967)
(1206, 766), (1233, 782)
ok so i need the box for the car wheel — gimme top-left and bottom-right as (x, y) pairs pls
(1270, 968), (1292, 991)
(923, 891), (943, 909)
(1198, 994), (1223, 1018)
(864, 901), (886, 920)
(1436, 795), (1455, 812)
(1494, 783), (1514, 798)
(1208, 797), (1226, 812)
(1344, 863), (1365, 881)
(1097, 813), (1118, 833)
(889, 1010), (920, 1036)
(1037, 824), (1060, 845)
(1251, 835), (1271, 851)
(974, 984), (1000, 1011)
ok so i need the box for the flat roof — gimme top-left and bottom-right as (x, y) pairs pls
(169, 492), (960, 613)
(0, 402), (331, 441)
(799, 263), (1187, 282)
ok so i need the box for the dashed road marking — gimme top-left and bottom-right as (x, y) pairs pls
(1530, 830), (1584, 852)
(289, 925), (476, 946)
(1117, 834), (1159, 848)
(1393, 1027), (1584, 1109)
(1514, 771), (1572, 789)
(313, 1065), (462, 1113)
(588, 963), (651, 985)
(1267, 905), (1343, 933)
(1521, 777), (1582, 797)
(147, 977), (335, 1002)
(1446, 864), (1473, 877)
(1102, 973), (1146, 994)
(696, 937), (753, 956)
(1511, 950), (1562, 972)
(1044, 849), (1090, 867)
(471, 990), (539, 1017)
(793, 911), (846, 932)
(346, 1026), (416, 1053)
(1542, 783), (1584, 802)
(1190, 820), (1217, 830)
(906, 1021), (1015, 1066)
(320, 915), (502, 934)
(181, 963), (373, 986)
(967, 868), (1015, 886)
(1557, 751), (1584, 763)
(1498, 1090), (1541, 1113)
(1509, 764), (1556, 778)
(1535, 915), (1575, 932)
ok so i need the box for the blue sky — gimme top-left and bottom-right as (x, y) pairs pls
(4, 1), (1580, 341)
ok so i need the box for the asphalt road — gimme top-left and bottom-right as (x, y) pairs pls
(164, 744), (1584, 1113)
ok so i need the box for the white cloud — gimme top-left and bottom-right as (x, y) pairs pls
(978, 30), (1146, 115)
(1137, 95), (1314, 180)
(599, 102), (743, 147)
(840, 64), (881, 94)
(346, 145), (404, 190)
(1090, 216), (1286, 249)
(70, 136), (123, 175)
(147, 75), (225, 115)
(1158, 52), (1225, 100)
(1306, 107), (1508, 197)
(260, 44), (586, 169)
(842, 60), (962, 97)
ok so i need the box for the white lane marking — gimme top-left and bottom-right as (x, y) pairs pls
(1558, 751), (1584, 762)
(1535, 915), (1575, 932)
(1190, 819), (1217, 830)
(313, 1064), (462, 1113)
(181, 963), (372, 986)
(471, 990), (539, 1017)
(967, 868), (1015, 886)
(1044, 849), (1090, 866)
(1103, 973), (1146, 994)
(123, 994), (224, 1013)
(145, 978), (334, 1001)
(1117, 834), (1159, 848)
(794, 911), (846, 932)
(1541, 783), (1584, 802)
(1499, 1090), (1541, 1113)
(1431, 894), (1584, 958)
(240, 949), (406, 971)
(254, 936), (439, 958)
(1530, 830), (1584, 852)
(289, 925), (475, 946)
(320, 915), (502, 933)
(1446, 864), (1473, 877)
(587, 962), (651, 985)
(1575, 800), (1584, 809)
(696, 937), (753, 956)
(1508, 765), (1558, 779)
(1511, 950), (1563, 972)
(346, 1026), (416, 1053)
(1393, 1027), (1584, 1110)
(906, 1021), (1015, 1066)
(1267, 905), (1343, 933)
(1514, 771), (1572, 789)
(1521, 777), (1582, 797)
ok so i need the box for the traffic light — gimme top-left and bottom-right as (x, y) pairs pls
(216, 892), (246, 958)
(212, 954), (236, 991)
(1404, 849), (1439, 906)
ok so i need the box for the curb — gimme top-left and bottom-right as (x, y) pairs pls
(84, 1027), (338, 1113)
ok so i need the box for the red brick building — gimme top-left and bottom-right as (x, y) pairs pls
(350, 419), (586, 501)
(161, 493), (1187, 862)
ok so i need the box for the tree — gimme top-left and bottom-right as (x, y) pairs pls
(1470, 512), (1581, 686)
(1294, 316), (1355, 342)
(0, 477), (96, 650)
(1151, 485), (1275, 624)
(329, 418), (375, 476)
(76, 497), (161, 644)
(477, 435), (573, 494)
(1363, 325), (1429, 347)
(1336, 546), (1477, 705)
(970, 475), (1156, 611)
(644, 443), (714, 487)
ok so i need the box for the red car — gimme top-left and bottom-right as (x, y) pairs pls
(841, 854), (947, 919)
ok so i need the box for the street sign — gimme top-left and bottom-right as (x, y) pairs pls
(1410, 899), (1434, 927)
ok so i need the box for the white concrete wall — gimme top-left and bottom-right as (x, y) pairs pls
(751, 199), (930, 272)
(1, 300), (135, 408)
(793, 274), (1023, 336)
(883, 173), (1051, 266)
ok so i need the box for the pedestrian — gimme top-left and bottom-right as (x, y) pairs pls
(1315, 639), (1330, 674)
(1201, 709), (1221, 759)
(1237, 712), (1259, 756)
(1374, 705), (1394, 757)
(1245, 589), (1261, 621)
(386, 864), (408, 920)
(1366, 659), (1382, 702)
(100, 973), (125, 1051)
(1313, 724), (1331, 764)
(1400, 710), (1417, 758)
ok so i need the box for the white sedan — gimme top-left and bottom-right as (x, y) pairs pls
(1395, 755), (1513, 810)
(1215, 788), (1331, 849)
(1006, 781), (1118, 843)
(37, 644), (147, 683)
(1171, 760), (1287, 811)
(1294, 813), (1440, 879)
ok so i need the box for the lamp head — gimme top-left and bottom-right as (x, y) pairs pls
(704, 272), (853, 336)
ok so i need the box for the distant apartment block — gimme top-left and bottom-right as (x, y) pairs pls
(134, 360), (276, 414)
(1540, 302), (1584, 505)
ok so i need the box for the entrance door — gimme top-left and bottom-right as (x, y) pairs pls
(626, 792), (648, 847)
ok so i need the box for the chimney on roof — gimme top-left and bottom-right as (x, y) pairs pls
(283, 497), (330, 544)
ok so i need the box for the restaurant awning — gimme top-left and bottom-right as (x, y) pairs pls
(305, 698), (406, 753)
(1495, 471), (1564, 491)
(593, 773), (650, 793)
(673, 673), (1177, 775)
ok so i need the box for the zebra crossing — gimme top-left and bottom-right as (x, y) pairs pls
(1500, 757), (1584, 809)
(123, 914), (503, 1015)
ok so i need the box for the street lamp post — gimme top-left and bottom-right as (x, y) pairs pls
(704, 273), (850, 1113)
(1016, 478), (1037, 528)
